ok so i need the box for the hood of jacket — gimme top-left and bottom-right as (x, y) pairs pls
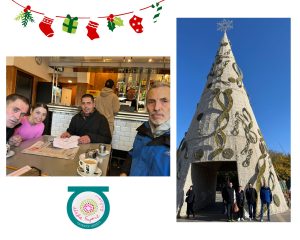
(100, 87), (114, 97)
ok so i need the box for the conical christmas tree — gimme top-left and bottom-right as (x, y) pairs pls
(177, 24), (288, 218)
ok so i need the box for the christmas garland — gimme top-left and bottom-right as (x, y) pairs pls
(12, 0), (165, 39)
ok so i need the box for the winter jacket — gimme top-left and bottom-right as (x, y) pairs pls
(260, 186), (272, 204)
(223, 186), (236, 204)
(95, 87), (120, 134)
(236, 190), (245, 207)
(128, 121), (170, 176)
(186, 189), (195, 204)
(246, 187), (258, 204)
(67, 109), (111, 143)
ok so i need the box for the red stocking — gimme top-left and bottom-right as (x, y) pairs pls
(129, 15), (143, 33)
(39, 16), (54, 37)
(86, 21), (100, 40)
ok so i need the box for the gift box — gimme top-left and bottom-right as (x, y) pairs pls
(62, 14), (78, 34)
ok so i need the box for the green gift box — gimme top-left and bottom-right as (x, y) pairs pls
(62, 14), (78, 34)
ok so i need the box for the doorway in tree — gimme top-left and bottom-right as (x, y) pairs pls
(191, 161), (238, 213)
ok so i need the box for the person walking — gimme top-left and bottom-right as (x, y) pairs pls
(260, 183), (272, 222)
(236, 185), (245, 221)
(185, 185), (195, 218)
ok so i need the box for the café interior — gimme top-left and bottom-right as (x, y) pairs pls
(6, 56), (170, 176)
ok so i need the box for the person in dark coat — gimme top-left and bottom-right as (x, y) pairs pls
(61, 94), (111, 144)
(245, 183), (258, 221)
(259, 183), (272, 222)
(221, 183), (227, 215)
(223, 182), (236, 221)
(185, 185), (195, 218)
(236, 185), (245, 221)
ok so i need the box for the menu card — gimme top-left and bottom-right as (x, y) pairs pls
(22, 140), (79, 160)
(53, 136), (80, 149)
(7, 165), (41, 176)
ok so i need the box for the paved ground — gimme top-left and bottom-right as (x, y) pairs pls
(177, 192), (291, 222)
(177, 206), (290, 222)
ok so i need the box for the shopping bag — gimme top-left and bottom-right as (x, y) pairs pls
(233, 203), (239, 213)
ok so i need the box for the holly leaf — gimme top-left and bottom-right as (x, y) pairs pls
(114, 17), (124, 27)
(107, 21), (116, 31)
(15, 12), (24, 21)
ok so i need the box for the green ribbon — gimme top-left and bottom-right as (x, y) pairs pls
(228, 62), (243, 87)
(209, 88), (233, 160)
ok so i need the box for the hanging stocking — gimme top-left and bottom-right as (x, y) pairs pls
(129, 15), (143, 33)
(86, 21), (100, 40)
(39, 16), (54, 37)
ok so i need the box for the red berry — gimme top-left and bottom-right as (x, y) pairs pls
(107, 14), (114, 22)
(24, 5), (31, 12)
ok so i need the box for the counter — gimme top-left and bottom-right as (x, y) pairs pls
(47, 104), (148, 151)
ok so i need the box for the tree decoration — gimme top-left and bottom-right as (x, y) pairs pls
(217, 19), (233, 33)
(151, 2), (162, 23)
(208, 88), (233, 160)
(15, 5), (34, 27)
(194, 149), (204, 160)
(107, 14), (124, 32)
(222, 148), (234, 159)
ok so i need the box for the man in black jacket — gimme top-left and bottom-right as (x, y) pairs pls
(245, 183), (258, 221)
(223, 182), (236, 221)
(61, 94), (111, 144)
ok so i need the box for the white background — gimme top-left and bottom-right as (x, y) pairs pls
(0, 0), (299, 239)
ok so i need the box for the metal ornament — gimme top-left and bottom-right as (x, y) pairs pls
(217, 19), (233, 32)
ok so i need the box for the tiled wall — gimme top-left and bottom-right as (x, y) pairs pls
(50, 111), (146, 151)
(51, 112), (75, 137)
(112, 118), (145, 151)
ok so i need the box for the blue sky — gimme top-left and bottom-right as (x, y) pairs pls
(177, 18), (291, 154)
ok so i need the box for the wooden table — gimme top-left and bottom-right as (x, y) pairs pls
(6, 135), (111, 176)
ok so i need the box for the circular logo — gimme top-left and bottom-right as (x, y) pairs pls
(67, 187), (110, 229)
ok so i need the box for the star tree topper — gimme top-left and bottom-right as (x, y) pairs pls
(217, 19), (233, 32)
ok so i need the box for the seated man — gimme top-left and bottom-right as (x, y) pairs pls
(6, 94), (30, 146)
(120, 82), (170, 176)
(61, 94), (111, 144)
